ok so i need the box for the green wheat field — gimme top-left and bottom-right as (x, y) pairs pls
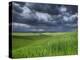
(12, 32), (78, 58)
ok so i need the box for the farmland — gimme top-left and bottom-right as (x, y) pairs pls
(12, 32), (78, 58)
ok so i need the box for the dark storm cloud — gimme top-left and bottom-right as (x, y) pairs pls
(24, 3), (78, 15)
(14, 1), (26, 7)
(12, 2), (24, 23)
(12, 10), (22, 22)
(12, 2), (23, 13)
(11, 2), (78, 32)
(66, 5), (78, 14)
(24, 3), (60, 15)
(12, 22), (46, 32)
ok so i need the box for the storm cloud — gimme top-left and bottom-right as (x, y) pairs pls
(10, 1), (78, 32)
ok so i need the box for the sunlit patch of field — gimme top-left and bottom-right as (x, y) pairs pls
(12, 32), (78, 58)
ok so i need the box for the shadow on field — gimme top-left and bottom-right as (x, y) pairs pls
(12, 34), (52, 40)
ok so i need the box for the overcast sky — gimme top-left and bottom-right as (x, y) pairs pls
(10, 1), (78, 32)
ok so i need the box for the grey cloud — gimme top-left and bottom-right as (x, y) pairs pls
(12, 22), (46, 32)
(11, 1), (78, 32)
(12, 2), (23, 13)
(64, 23), (77, 28)
(14, 1), (26, 7)
(24, 3), (59, 15)
(12, 22), (77, 32)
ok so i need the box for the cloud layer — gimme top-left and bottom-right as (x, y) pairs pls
(10, 1), (78, 32)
